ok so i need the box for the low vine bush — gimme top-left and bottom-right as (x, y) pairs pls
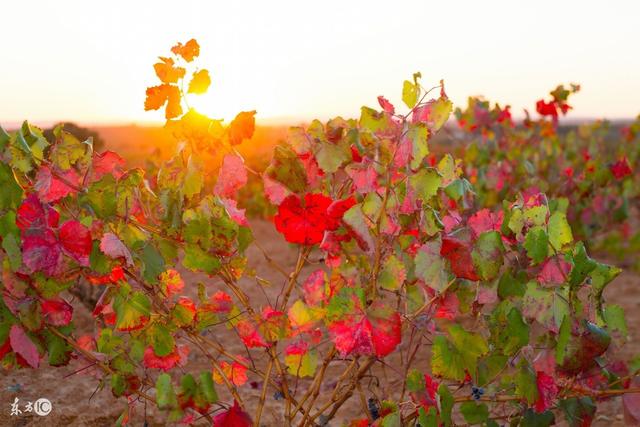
(453, 91), (640, 270)
(0, 39), (638, 426)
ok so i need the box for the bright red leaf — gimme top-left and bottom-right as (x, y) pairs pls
(329, 302), (401, 358)
(213, 400), (252, 427)
(534, 371), (559, 413)
(274, 193), (334, 245)
(236, 319), (269, 348)
(58, 220), (92, 266)
(377, 96), (395, 114)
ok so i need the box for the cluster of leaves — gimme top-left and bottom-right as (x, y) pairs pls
(0, 40), (638, 427)
(454, 89), (639, 270)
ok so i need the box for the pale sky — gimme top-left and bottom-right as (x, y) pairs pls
(1, 0), (639, 126)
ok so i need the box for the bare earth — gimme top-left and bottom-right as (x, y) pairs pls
(0, 220), (638, 426)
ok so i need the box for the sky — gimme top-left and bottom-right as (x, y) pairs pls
(1, 0), (639, 126)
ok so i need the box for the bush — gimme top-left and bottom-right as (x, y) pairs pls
(0, 39), (638, 426)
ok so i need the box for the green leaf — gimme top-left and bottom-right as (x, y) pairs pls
(548, 211), (573, 251)
(140, 244), (165, 284)
(414, 240), (449, 292)
(83, 175), (117, 218)
(490, 304), (529, 356)
(408, 123), (429, 169)
(602, 304), (627, 335)
(568, 242), (596, 287)
(417, 407), (438, 427)
(2, 233), (21, 271)
(44, 329), (72, 366)
(432, 325), (488, 381)
(265, 144), (307, 193)
(0, 163), (23, 210)
(156, 373), (177, 410)
(559, 397), (596, 427)
(410, 169), (441, 201)
(472, 231), (504, 281)
(148, 323), (175, 357)
(437, 384), (453, 427)
(520, 409), (554, 427)
(524, 226), (549, 264)
(315, 140), (351, 173)
(199, 371), (218, 403)
(111, 373), (126, 397)
(556, 315), (571, 365)
(497, 270), (526, 299)
(183, 244), (221, 274)
(406, 368), (425, 392)
(113, 291), (151, 331)
(379, 255), (405, 291)
(50, 130), (90, 170)
(515, 363), (538, 404)
(460, 402), (489, 424)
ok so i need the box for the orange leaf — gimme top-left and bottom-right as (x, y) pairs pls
(165, 85), (183, 119)
(171, 39), (199, 62)
(153, 57), (186, 84)
(228, 111), (256, 145)
(144, 84), (171, 111)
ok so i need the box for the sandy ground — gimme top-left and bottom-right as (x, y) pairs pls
(0, 220), (638, 426)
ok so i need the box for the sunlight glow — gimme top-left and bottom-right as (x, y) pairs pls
(1, 0), (639, 126)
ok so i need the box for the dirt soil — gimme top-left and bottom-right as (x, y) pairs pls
(0, 220), (638, 426)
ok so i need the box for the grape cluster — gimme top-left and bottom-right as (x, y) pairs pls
(471, 386), (485, 400)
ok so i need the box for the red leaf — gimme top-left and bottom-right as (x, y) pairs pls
(99, 232), (134, 266)
(34, 165), (81, 203)
(610, 157), (632, 180)
(274, 193), (333, 245)
(329, 302), (401, 358)
(536, 100), (558, 118)
(263, 175), (289, 205)
(326, 196), (357, 231)
(159, 269), (184, 297)
(215, 359), (249, 386)
(58, 220), (92, 266)
(220, 198), (248, 226)
(302, 270), (326, 306)
(213, 400), (252, 427)
(16, 194), (59, 231)
(209, 291), (233, 313)
(92, 151), (125, 181)
(9, 325), (39, 368)
(440, 237), (479, 281)
(236, 320), (269, 348)
(377, 96), (395, 114)
(468, 209), (503, 239)
(537, 256), (571, 286)
(534, 371), (559, 413)
(143, 345), (189, 371)
(21, 229), (62, 276)
(214, 154), (247, 198)
(41, 298), (73, 326)
(228, 111), (256, 145)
